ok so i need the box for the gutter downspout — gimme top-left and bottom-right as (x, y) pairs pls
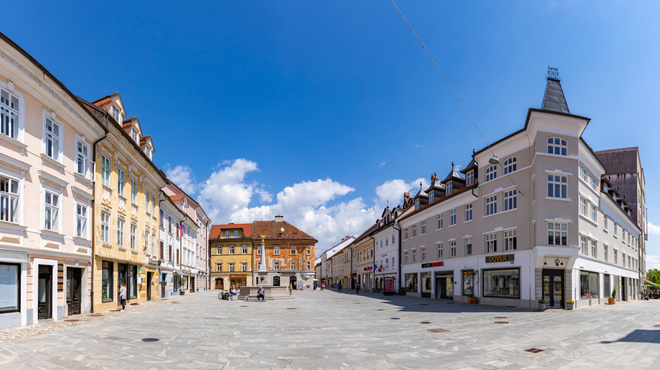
(90, 112), (109, 313)
(368, 236), (376, 291)
(392, 222), (402, 294)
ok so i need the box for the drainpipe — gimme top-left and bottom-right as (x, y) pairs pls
(90, 112), (109, 313)
(368, 235), (376, 291)
(392, 221), (401, 294)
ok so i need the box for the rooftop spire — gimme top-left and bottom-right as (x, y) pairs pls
(541, 66), (570, 114)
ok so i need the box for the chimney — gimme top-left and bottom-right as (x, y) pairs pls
(345, 236), (350, 241)
(341, 237), (345, 242)
(274, 215), (284, 222)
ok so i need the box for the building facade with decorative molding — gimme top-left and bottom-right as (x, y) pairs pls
(209, 223), (253, 290)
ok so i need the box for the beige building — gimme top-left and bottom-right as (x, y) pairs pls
(0, 34), (106, 328)
(399, 70), (644, 309)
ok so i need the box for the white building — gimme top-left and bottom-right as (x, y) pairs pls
(158, 194), (186, 298)
(399, 70), (644, 309)
(372, 204), (413, 294)
(320, 236), (354, 286)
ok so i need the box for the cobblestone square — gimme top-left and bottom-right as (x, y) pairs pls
(0, 290), (659, 369)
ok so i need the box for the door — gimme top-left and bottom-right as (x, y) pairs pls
(215, 278), (223, 289)
(146, 272), (152, 300)
(290, 276), (297, 289)
(117, 264), (127, 307)
(38, 265), (53, 320)
(66, 268), (82, 315)
(621, 277), (627, 301)
(542, 269), (564, 308)
(435, 278), (442, 299)
(445, 277), (454, 299)
(190, 277), (195, 292)
(161, 273), (167, 298)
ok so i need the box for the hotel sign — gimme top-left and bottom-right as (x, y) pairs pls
(421, 261), (445, 268)
(485, 254), (514, 263)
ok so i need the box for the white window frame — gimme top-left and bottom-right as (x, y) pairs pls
(590, 203), (597, 222)
(503, 157), (517, 174)
(547, 222), (568, 246)
(0, 84), (24, 142)
(429, 192), (435, 203)
(291, 261), (296, 270)
(580, 197), (587, 216)
(486, 233), (497, 253)
(421, 221), (427, 234)
(504, 190), (517, 211)
(421, 247), (426, 261)
(101, 155), (111, 187)
(465, 204), (472, 222)
(591, 239), (597, 258)
(229, 262), (235, 272)
(101, 212), (110, 244)
(486, 195), (497, 216)
(117, 168), (125, 196)
(446, 181), (453, 195)
(412, 225), (417, 237)
(74, 202), (88, 239)
(131, 179), (138, 205)
(486, 165), (497, 182)
(547, 137), (568, 156)
(43, 112), (62, 162)
(450, 209), (456, 225)
(547, 174), (568, 199)
(466, 170), (474, 186)
(580, 236), (588, 254)
(43, 188), (60, 232)
(437, 214), (443, 229)
(242, 262), (248, 272)
(604, 244), (608, 261)
(75, 136), (91, 179)
(242, 245), (248, 254)
(579, 165), (587, 181)
(274, 261), (280, 270)
(450, 241), (456, 257)
(0, 174), (20, 224)
(465, 237), (472, 255)
(130, 225), (137, 251)
(504, 230), (516, 251)
(274, 246), (280, 255)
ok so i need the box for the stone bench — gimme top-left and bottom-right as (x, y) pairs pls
(240, 286), (295, 301)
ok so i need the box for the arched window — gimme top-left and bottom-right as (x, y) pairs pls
(503, 157), (517, 174)
(547, 137), (567, 156)
(273, 276), (281, 286)
(486, 165), (497, 181)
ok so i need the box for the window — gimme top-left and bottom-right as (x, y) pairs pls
(257, 247), (261, 255)
(101, 261), (112, 302)
(580, 236), (587, 254)
(291, 261), (296, 270)
(547, 137), (567, 156)
(504, 190), (517, 211)
(224, 231), (230, 238)
(547, 175), (568, 199)
(421, 221), (427, 234)
(579, 165), (586, 181)
(73, 203), (88, 239)
(146, 190), (151, 213)
(101, 155), (111, 186)
(590, 204), (597, 222)
(242, 262), (248, 271)
(465, 238), (472, 255)
(415, 199), (420, 210)
(130, 225), (137, 250)
(465, 204), (472, 221)
(591, 240), (597, 258)
(307, 261), (311, 270)
(404, 251), (408, 264)
(129, 265), (137, 299)
(234, 231), (239, 237)
(589, 175), (597, 189)
(412, 225), (417, 237)
(412, 249), (416, 262)
(503, 157), (517, 174)
(241, 245), (248, 254)
(144, 231), (149, 253)
(622, 253), (626, 266)
(274, 261), (280, 270)
(580, 271), (599, 299)
(614, 223), (618, 237)
(131, 179), (137, 204)
(484, 268), (520, 298)
(486, 195), (497, 216)
(0, 176), (19, 223)
(216, 263), (222, 272)
(229, 263), (235, 272)
(274, 246), (280, 255)
(169, 245), (173, 261)
(466, 170), (474, 186)
(116, 169), (125, 196)
(446, 181), (452, 195)
(580, 197), (587, 216)
(604, 217), (608, 231)
(421, 247), (426, 261)
(101, 212), (110, 243)
(0, 88), (19, 140)
(131, 128), (139, 142)
(450, 241), (456, 257)
(0, 263), (20, 313)
(76, 140), (90, 177)
(547, 222), (568, 245)
(152, 194), (156, 214)
(438, 214), (443, 229)
(44, 117), (61, 161)
(504, 230), (517, 250)
(450, 209), (456, 225)
(44, 190), (59, 232)
(405, 273), (418, 292)
(614, 250), (618, 264)
(463, 270), (474, 296)
(429, 192), (435, 203)
(290, 246), (296, 255)
(404, 228), (408, 240)
(604, 245), (608, 261)
(486, 165), (497, 181)
(307, 246), (311, 255)
(111, 105), (120, 122)
(486, 233), (497, 253)
(229, 245), (235, 254)
(385, 237), (388, 246)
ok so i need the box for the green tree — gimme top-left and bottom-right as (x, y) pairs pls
(647, 269), (660, 285)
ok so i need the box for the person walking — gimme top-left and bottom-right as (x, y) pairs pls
(257, 286), (266, 302)
(355, 282), (360, 295)
(119, 283), (127, 311)
(337, 281), (342, 292)
(288, 284), (293, 296)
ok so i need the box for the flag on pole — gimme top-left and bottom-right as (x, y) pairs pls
(180, 224), (184, 238)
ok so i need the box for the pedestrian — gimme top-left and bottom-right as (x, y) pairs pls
(257, 286), (265, 302)
(289, 284), (293, 296)
(338, 282), (342, 292)
(356, 282), (360, 295)
(321, 281), (326, 290)
(119, 283), (127, 311)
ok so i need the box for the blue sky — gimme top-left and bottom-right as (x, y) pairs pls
(4, 1), (660, 260)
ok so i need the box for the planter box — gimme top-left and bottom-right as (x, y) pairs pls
(566, 303), (574, 310)
(608, 298), (616, 305)
(538, 303), (546, 310)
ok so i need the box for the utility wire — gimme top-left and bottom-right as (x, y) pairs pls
(389, 0), (523, 195)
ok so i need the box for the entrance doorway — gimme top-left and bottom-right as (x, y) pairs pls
(66, 268), (82, 315)
(161, 273), (167, 298)
(147, 272), (153, 300)
(38, 265), (53, 320)
(542, 269), (564, 308)
(435, 276), (454, 299)
(290, 276), (297, 289)
(621, 277), (627, 301)
(215, 278), (223, 289)
(117, 264), (127, 307)
(190, 277), (195, 292)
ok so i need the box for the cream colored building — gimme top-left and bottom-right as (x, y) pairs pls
(0, 34), (106, 329)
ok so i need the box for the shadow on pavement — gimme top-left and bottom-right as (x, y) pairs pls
(601, 329), (660, 344)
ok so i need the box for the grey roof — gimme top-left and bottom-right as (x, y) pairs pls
(414, 182), (428, 198)
(541, 78), (570, 114)
(442, 162), (464, 183)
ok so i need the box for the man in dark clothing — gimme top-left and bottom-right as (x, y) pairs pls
(257, 286), (266, 302)
(355, 283), (360, 295)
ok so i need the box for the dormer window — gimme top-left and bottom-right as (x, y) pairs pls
(466, 170), (474, 186)
(429, 192), (435, 203)
(132, 128), (139, 143)
(415, 199), (420, 210)
(446, 182), (453, 195)
(111, 105), (120, 122)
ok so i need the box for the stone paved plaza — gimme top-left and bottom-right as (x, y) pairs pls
(0, 290), (659, 369)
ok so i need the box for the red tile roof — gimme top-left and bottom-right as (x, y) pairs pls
(210, 223), (253, 239)
(252, 220), (317, 242)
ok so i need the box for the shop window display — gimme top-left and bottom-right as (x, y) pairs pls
(405, 273), (418, 292)
(580, 271), (599, 299)
(462, 270), (474, 296)
(483, 269), (519, 298)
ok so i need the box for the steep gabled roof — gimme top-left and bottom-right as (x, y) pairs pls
(252, 220), (317, 242)
(210, 223), (253, 239)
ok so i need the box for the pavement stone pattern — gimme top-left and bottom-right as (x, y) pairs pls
(0, 289), (659, 369)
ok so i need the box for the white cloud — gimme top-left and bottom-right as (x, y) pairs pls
(165, 165), (196, 194)
(647, 255), (660, 269)
(380, 160), (387, 166)
(374, 178), (427, 210)
(648, 222), (660, 235)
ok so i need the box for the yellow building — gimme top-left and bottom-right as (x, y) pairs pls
(209, 224), (253, 289)
(80, 93), (167, 312)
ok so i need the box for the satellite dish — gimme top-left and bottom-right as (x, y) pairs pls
(280, 227), (285, 232)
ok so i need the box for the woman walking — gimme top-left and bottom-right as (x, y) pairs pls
(119, 283), (127, 311)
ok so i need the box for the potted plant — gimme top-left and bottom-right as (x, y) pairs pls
(566, 300), (574, 310)
(467, 294), (474, 304)
(538, 299), (546, 310)
(608, 288), (617, 305)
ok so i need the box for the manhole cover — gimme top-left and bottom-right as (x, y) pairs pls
(142, 338), (159, 342)
(428, 328), (449, 333)
(420, 304), (428, 306)
(239, 306), (249, 307)
(525, 348), (544, 353)
(377, 309), (385, 311)
(390, 318), (400, 320)
(495, 321), (509, 324)
(420, 322), (431, 324)
(130, 303), (139, 306)
(287, 308), (297, 310)
(495, 316), (507, 319)
(64, 319), (79, 322)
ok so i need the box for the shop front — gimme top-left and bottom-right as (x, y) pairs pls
(435, 273), (454, 299)
(542, 269), (564, 308)
(405, 273), (418, 297)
